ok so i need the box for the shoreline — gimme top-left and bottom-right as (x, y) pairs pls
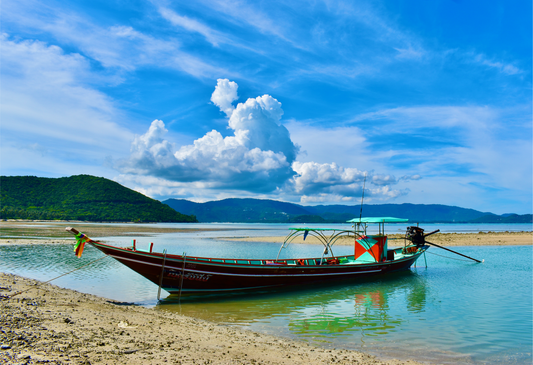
(1, 272), (422, 365)
(1, 221), (531, 248)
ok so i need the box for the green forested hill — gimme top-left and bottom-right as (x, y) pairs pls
(1, 175), (197, 222)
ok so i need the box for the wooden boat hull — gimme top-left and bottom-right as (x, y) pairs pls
(89, 241), (427, 294)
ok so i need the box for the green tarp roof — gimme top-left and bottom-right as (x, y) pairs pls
(288, 228), (353, 231)
(346, 217), (409, 223)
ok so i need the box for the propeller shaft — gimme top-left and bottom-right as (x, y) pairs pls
(425, 240), (483, 263)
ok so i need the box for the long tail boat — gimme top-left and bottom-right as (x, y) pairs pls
(66, 218), (436, 296)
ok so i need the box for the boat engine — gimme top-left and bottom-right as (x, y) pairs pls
(406, 226), (426, 247)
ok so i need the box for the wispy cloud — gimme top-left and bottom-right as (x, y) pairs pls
(2, 0), (230, 78)
(0, 34), (133, 174)
(467, 52), (524, 76)
(158, 7), (225, 47)
(197, 0), (293, 43)
(347, 104), (532, 201)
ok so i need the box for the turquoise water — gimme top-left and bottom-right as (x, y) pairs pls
(0, 224), (531, 364)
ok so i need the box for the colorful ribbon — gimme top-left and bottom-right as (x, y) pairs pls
(73, 233), (90, 258)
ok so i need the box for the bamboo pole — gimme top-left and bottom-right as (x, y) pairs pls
(157, 249), (167, 301)
(178, 253), (187, 301)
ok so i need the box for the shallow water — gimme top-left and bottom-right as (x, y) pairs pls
(159, 245), (532, 364)
(0, 224), (531, 364)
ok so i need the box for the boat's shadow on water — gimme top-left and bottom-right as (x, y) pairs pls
(157, 270), (429, 327)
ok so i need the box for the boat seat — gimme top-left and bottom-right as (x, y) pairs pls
(265, 260), (287, 265)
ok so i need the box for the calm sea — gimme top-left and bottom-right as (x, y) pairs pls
(0, 222), (531, 364)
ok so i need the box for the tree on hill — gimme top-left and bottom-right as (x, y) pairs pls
(1, 175), (197, 222)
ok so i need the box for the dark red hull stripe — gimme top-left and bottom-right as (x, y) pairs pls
(110, 254), (383, 277)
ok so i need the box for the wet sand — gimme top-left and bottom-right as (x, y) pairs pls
(0, 221), (225, 240)
(1, 273), (422, 365)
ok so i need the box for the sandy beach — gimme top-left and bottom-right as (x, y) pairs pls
(1, 273), (424, 365)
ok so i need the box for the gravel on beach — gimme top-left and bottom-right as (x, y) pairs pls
(1, 273), (422, 365)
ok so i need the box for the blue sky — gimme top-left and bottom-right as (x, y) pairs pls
(1, 0), (531, 214)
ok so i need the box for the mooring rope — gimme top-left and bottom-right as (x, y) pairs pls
(427, 251), (474, 262)
(2, 255), (108, 300)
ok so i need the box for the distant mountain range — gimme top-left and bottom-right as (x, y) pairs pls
(2, 175), (530, 224)
(163, 198), (532, 224)
(1, 175), (197, 222)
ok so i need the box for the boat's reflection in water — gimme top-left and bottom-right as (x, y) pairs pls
(158, 270), (428, 344)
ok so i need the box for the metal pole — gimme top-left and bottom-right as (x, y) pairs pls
(178, 252), (187, 301)
(157, 249), (167, 301)
(359, 173), (367, 221)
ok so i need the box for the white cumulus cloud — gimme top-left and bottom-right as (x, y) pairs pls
(211, 79), (238, 117)
(288, 161), (404, 201)
(371, 174), (397, 186)
(118, 80), (298, 192)
(291, 162), (365, 195)
(118, 80), (412, 202)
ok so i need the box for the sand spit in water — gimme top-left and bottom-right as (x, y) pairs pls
(221, 231), (532, 247)
(0, 273), (422, 365)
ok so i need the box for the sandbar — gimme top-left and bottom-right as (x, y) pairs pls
(0, 220), (225, 240)
(221, 231), (532, 247)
